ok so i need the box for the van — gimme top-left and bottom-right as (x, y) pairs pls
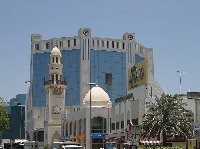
(50, 141), (83, 149)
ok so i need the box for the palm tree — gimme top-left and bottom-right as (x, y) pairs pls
(142, 94), (193, 145)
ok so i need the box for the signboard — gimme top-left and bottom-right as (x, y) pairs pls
(91, 133), (107, 139)
(60, 135), (71, 141)
(115, 93), (134, 103)
(128, 59), (148, 90)
(187, 139), (197, 149)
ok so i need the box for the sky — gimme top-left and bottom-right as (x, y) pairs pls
(0, 0), (200, 101)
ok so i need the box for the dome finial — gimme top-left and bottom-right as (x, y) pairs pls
(95, 81), (98, 86)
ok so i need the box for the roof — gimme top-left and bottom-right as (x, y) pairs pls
(83, 85), (112, 108)
(51, 46), (61, 56)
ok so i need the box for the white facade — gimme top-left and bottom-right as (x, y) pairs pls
(61, 85), (112, 149)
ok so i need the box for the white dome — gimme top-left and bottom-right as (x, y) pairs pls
(51, 46), (61, 56)
(83, 85), (112, 108)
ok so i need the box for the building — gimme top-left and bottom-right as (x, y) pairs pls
(10, 94), (26, 106)
(29, 28), (154, 108)
(1, 95), (26, 147)
(26, 28), (164, 148)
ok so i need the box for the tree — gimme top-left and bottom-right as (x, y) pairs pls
(142, 94), (193, 145)
(0, 106), (9, 144)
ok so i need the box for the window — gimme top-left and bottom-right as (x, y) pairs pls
(105, 73), (112, 85)
(116, 122), (119, 129)
(59, 41), (63, 47)
(56, 57), (58, 63)
(52, 57), (55, 63)
(35, 44), (39, 50)
(121, 121), (124, 129)
(74, 121), (76, 134)
(92, 40), (95, 47)
(107, 41), (109, 48)
(97, 40), (99, 47)
(74, 39), (76, 46)
(46, 42), (49, 49)
(122, 42), (125, 49)
(69, 122), (72, 135)
(112, 123), (115, 130)
(66, 123), (68, 136)
(116, 42), (119, 48)
(68, 40), (70, 47)
(79, 119), (81, 134)
(102, 40), (104, 47)
(112, 41), (114, 48)
(91, 117), (106, 133)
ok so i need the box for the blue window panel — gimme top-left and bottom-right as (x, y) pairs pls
(32, 50), (80, 107)
(135, 54), (144, 64)
(62, 49), (80, 106)
(32, 52), (50, 107)
(90, 49), (126, 104)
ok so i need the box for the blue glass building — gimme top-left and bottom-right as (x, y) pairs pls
(30, 28), (149, 107)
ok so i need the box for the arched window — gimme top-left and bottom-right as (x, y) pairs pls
(121, 113), (124, 129)
(52, 57), (55, 63)
(91, 116), (106, 133)
(56, 57), (58, 63)
(116, 115), (119, 129)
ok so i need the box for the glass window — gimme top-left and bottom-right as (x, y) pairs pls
(107, 41), (109, 48)
(121, 121), (124, 129)
(122, 42), (125, 49)
(116, 122), (119, 129)
(91, 117), (106, 133)
(66, 123), (68, 136)
(35, 44), (39, 50)
(112, 123), (115, 130)
(105, 73), (112, 85)
(68, 40), (70, 47)
(56, 57), (58, 63)
(79, 119), (81, 134)
(92, 40), (95, 47)
(74, 121), (76, 134)
(112, 41), (114, 48)
(70, 122), (72, 135)
(116, 42), (119, 48)
(46, 42), (49, 49)
(74, 39), (76, 46)
(60, 41), (63, 47)
(102, 40), (104, 47)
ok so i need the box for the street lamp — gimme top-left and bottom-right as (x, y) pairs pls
(88, 82), (97, 149)
(176, 70), (186, 93)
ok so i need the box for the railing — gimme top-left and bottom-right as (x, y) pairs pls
(44, 80), (67, 86)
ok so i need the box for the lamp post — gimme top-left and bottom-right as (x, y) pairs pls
(88, 82), (96, 149)
(176, 71), (186, 93)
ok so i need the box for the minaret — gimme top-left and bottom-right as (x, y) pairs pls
(44, 46), (67, 145)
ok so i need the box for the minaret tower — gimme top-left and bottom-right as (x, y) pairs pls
(44, 46), (67, 145)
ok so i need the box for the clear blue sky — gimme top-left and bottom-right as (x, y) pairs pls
(0, 0), (200, 101)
